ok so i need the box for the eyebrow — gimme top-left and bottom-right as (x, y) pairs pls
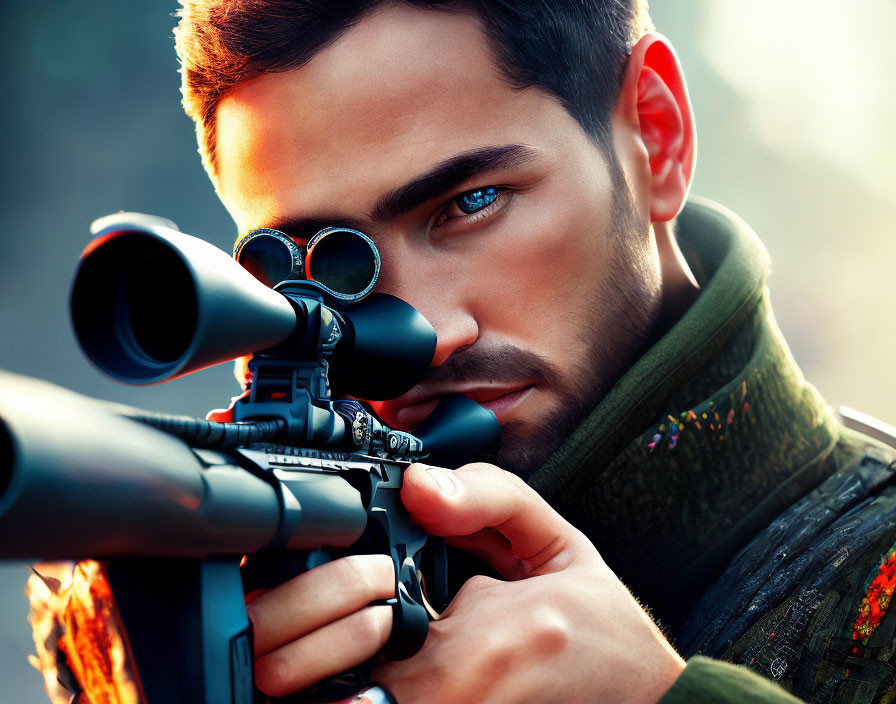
(263, 143), (537, 237)
(370, 143), (537, 221)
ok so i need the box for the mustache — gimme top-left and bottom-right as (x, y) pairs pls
(421, 343), (564, 390)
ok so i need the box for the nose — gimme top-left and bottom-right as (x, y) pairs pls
(376, 250), (478, 368)
(427, 304), (479, 367)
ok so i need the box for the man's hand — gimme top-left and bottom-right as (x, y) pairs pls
(247, 462), (686, 702)
(375, 462), (685, 703)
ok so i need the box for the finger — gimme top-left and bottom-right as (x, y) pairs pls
(402, 462), (590, 576)
(254, 605), (393, 698)
(247, 553), (394, 656)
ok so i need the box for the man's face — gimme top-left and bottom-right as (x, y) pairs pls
(215, 5), (662, 477)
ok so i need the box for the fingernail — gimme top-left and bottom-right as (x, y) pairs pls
(424, 467), (457, 497)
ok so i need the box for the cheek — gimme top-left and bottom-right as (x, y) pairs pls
(472, 182), (613, 334)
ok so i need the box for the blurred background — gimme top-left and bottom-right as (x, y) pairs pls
(0, 1), (893, 700)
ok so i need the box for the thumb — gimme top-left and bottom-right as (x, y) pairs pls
(401, 462), (591, 577)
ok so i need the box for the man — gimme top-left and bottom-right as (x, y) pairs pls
(46, 1), (894, 702)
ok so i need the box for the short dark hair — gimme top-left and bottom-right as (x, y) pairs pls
(175, 0), (653, 176)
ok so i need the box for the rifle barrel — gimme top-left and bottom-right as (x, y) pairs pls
(0, 372), (282, 559)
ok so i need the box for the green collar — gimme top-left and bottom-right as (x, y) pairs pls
(528, 198), (839, 624)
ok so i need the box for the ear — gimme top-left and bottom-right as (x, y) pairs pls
(614, 34), (696, 223)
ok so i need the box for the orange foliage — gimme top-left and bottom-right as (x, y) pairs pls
(27, 561), (141, 704)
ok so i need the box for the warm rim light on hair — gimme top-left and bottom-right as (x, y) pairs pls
(174, 0), (654, 178)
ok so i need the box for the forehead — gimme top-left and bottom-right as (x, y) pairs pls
(214, 4), (580, 229)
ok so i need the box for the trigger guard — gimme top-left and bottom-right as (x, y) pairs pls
(383, 557), (429, 660)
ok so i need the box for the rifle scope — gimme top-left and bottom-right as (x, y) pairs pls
(71, 213), (436, 399)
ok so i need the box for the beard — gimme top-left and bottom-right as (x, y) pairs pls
(412, 181), (660, 479)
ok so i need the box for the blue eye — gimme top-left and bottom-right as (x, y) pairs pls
(456, 186), (500, 214)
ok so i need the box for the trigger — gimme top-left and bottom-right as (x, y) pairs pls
(383, 557), (429, 660)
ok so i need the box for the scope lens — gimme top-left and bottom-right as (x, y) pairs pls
(305, 228), (380, 300)
(120, 244), (197, 364)
(234, 230), (303, 288)
(72, 231), (199, 381)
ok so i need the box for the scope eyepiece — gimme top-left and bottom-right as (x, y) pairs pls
(232, 229), (304, 289)
(234, 226), (380, 303)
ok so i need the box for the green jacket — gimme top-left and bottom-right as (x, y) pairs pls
(529, 198), (896, 703)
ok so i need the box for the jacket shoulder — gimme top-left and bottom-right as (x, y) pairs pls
(679, 428), (896, 702)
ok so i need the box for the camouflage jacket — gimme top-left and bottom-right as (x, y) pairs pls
(528, 198), (896, 703)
